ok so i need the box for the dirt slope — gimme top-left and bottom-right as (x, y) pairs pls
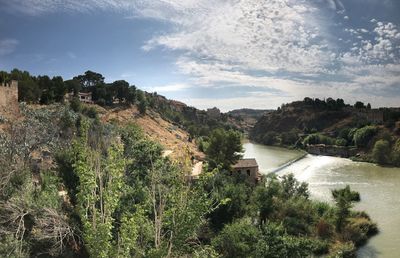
(101, 105), (204, 161)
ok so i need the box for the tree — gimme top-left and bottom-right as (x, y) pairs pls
(354, 101), (365, 109)
(372, 140), (391, 165)
(73, 70), (104, 88)
(212, 220), (260, 258)
(112, 80), (130, 103)
(392, 139), (400, 166)
(367, 103), (372, 110)
(71, 119), (127, 257)
(353, 126), (377, 148)
(137, 90), (148, 114)
(126, 86), (137, 105)
(205, 129), (243, 170)
(332, 186), (360, 232)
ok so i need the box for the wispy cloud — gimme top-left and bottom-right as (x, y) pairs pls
(3, 0), (400, 109)
(0, 39), (19, 56)
(147, 83), (190, 93)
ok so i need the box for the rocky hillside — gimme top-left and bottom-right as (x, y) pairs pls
(100, 104), (204, 161)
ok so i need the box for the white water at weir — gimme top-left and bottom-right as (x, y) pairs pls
(244, 142), (400, 258)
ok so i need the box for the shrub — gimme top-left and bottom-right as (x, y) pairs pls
(316, 219), (333, 239)
(342, 217), (378, 246)
(262, 131), (278, 145)
(69, 97), (81, 112)
(212, 220), (260, 258)
(372, 139), (391, 165)
(82, 106), (98, 119)
(336, 138), (347, 146)
(391, 139), (400, 166)
(353, 126), (377, 147)
(303, 133), (335, 146)
(329, 242), (356, 258)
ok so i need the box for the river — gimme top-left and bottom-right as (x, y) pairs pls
(243, 142), (400, 258)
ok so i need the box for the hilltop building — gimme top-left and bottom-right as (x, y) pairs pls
(232, 158), (260, 184)
(64, 92), (94, 104)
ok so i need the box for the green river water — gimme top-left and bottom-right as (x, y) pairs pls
(243, 142), (400, 258)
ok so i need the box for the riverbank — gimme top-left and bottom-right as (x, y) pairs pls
(243, 142), (400, 258)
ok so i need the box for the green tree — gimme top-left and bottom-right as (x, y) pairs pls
(332, 186), (360, 232)
(205, 129), (243, 170)
(354, 101), (365, 109)
(137, 90), (148, 114)
(112, 80), (130, 103)
(73, 70), (105, 88)
(212, 220), (260, 258)
(353, 126), (377, 148)
(71, 119), (127, 257)
(372, 139), (391, 165)
(392, 139), (400, 166)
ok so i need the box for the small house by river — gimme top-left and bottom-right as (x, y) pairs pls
(232, 158), (260, 184)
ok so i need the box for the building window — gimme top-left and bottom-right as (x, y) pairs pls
(247, 169), (251, 176)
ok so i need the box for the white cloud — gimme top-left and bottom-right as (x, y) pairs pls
(147, 83), (191, 93)
(0, 39), (19, 56)
(3, 0), (400, 109)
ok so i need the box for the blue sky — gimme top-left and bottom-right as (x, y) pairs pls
(0, 0), (399, 111)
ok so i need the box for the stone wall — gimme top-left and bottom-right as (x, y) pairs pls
(307, 144), (358, 158)
(0, 80), (19, 119)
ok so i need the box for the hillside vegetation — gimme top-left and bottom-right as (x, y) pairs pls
(0, 103), (378, 257)
(251, 98), (400, 166)
(0, 70), (378, 257)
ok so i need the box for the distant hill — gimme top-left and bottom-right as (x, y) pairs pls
(227, 108), (272, 133)
(250, 98), (400, 165)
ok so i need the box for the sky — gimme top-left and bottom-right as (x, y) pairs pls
(0, 0), (399, 111)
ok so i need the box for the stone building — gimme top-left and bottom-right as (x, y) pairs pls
(64, 92), (94, 104)
(0, 80), (19, 119)
(232, 158), (260, 184)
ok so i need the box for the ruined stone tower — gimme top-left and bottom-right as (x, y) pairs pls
(0, 80), (19, 119)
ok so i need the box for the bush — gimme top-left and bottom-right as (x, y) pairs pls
(353, 126), (377, 148)
(262, 131), (278, 145)
(336, 138), (347, 146)
(303, 133), (335, 146)
(329, 242), (356, 258)
(69, 97), (81, 112)
(82, 106), (98, 119)
(212, 220), (260, 258)
(342, 217), (378, 246)
(391, 139), (400, 166)
(372, 139), (391, 165)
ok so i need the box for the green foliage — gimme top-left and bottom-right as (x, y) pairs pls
(70, 97), (82, 112)
(303, 133), (336, 146)
(205, 129), (243, 170)
(280, 174), (309, 199)
(137, 90), (148, 114)
(392, 139), (400, 166)
(332, 186), (360, 232)
(353, 125), (377, 147)
(212, 220), (260, 258)
(329, 242), (356, 258)
(372, 139), (391, 164)
(262, 131), (278, 145)
(71, 118), (127, 257)
(255, 222), (318, 258)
